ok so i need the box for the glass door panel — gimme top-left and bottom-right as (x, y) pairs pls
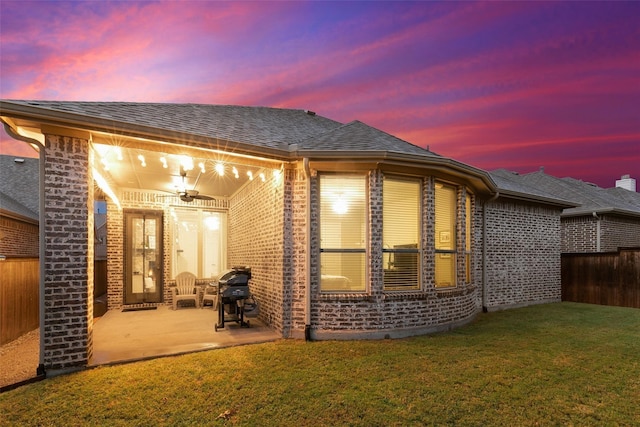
(124, 211), (163, 304)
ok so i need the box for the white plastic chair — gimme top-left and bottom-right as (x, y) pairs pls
(171, 272), (199, 310)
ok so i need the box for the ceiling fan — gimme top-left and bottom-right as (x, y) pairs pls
(163, 166), (215, 203)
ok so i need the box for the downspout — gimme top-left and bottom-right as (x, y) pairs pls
(2, 123), (47, 378)
(592, 212), (601, 252)
(37, 146), (46, 377)
(482, 191), (499, 313)
(303, 158), (312, 341)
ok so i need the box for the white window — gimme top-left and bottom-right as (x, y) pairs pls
(383, 176), (421, 291)
(171, 208), (226, 279)
(319, 175), (367, 292)
(435, 182), (457, 288)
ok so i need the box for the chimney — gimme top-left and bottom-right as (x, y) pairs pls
(615, 174), (637, 192)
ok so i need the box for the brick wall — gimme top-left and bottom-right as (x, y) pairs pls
(484, 199), (562, 310)
(105, 191), (227, 309)
(42, 134), (94, 372)
(600, 216), (640, 251)
(562, 216), (598, 252)
(561, 214), (640, 253)
(0, 216), (39, 257)
(106, 199), (124, 309)
(228, 169), (286, 333)
(291, 171), (483, 340)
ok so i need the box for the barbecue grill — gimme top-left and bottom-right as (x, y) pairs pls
(214, 267), (252, 331)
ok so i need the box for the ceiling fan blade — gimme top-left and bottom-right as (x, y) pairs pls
(193, 194), (214, 200)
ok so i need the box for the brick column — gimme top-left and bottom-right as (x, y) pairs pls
(42, 133), (94, 372)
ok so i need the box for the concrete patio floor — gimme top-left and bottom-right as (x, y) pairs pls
(90, 304), (280, 366)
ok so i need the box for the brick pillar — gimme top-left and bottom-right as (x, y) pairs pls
(42, 134), (94, 372)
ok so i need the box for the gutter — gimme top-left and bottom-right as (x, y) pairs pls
(482, 191), (500, 312)
(303, 158), (312, 341)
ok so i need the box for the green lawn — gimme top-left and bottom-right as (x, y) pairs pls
(1, 302), (638, 426)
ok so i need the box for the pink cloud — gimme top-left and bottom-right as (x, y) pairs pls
(1, 1), (638, 188)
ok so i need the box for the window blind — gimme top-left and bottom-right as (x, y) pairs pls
(319, 175), (367, 292)
(435, 183), (457, 288)
(383, 177), (420, 291)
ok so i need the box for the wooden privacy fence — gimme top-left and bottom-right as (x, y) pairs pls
(0, 257), (39, 345)
(562, 248), (640, 309)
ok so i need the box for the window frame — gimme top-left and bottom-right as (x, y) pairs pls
(434, 181), (458, 289)
(170, 207), (227, 279)
(318, 173), (369, 293)
(382, 175), (422, 291)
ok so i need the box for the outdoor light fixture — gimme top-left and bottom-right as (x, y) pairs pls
(160, 157), (168, 168)
(178, 155), (194, 171)
(247, 171), (253, 180)
(232, 167), (239, 179)
(199, 162), (206, 173)
(137, 154), (146, 167)
(215, 162), (224, 176)
(259, 172), (266, 182)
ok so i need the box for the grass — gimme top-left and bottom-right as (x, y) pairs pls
(1, 302), (639, 426)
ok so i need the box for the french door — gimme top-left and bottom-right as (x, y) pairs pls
(124, 210), (163, 304)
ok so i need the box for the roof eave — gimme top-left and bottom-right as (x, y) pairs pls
(0, 209), (39, 225)
(561, 207), (640, 218)
(297, 149), (497, 195)
(498, 189), (578, 208)
(1, 100), (293, 161)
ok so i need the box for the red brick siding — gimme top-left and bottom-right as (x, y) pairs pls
(0, 217), (39, 257)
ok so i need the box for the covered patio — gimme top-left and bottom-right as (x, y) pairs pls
(90, 305), (280, 366)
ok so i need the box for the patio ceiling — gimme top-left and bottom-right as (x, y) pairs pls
(93, 143), (284, 199)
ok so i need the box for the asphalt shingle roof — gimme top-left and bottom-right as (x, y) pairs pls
(2, 100), (446, 160)
(517, 170), (640, 217)
(0, 190), (38, 221)
(489, 169), (578, 207)
(0, 155), (39, 217)
(297, 120), (438, 157)
(4, 100), (346, 150)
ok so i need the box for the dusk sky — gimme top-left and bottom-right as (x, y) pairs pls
(1, 1), (638, 188)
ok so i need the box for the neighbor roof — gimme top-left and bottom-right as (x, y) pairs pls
(0, 190), (38, 223)
(0, 155), (39, 216)
(519, 170), (640, 218)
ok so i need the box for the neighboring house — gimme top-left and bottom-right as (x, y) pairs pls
(0, 155), (39, 258)
(492, 169), (640, 252)
(0, 100), (574, 374)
